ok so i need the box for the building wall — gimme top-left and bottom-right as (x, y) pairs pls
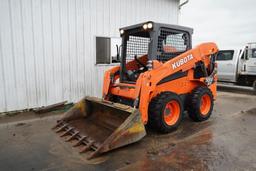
(0, 0), (179, 112)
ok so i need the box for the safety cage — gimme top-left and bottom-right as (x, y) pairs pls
(156, 28), (190, 62)
(126, 35), (150, 62)
(119, 22), (193, 82)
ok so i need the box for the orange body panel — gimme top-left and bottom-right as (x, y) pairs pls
(103, 42), (219, 124)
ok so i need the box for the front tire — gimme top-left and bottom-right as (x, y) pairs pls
(148, 92), (183, 133)
(187, 87), (214, 122)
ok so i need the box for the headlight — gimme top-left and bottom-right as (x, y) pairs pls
(143, 24), (148, 30)
(120, 29), (124, 35)
(147, 22), (153, 29)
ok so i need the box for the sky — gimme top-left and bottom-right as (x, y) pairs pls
(179, 0), (256, 49)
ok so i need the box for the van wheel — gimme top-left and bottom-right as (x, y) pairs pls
(148, 92), (183, 133)
(187, 87), (214, 122)
(253, 80), (256, 91)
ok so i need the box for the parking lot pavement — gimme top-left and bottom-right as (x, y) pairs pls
(0, 91), (255, 171)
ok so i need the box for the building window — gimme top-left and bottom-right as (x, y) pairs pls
(96, 37), (121, 64)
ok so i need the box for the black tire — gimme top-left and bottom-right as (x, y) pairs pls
(187, 87), (214, 122)
(148, 92), (183, 133)
(253, 80), (256, 91)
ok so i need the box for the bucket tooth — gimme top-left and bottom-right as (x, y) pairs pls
(65, 131), (79, 142)
(79, 141), (94, 153)
(87, 150), (99, 160)
(55, 124), (68, 133)
(60, 127), (73, 137)
(73, 136), (87, 147)
(93, 142), (100, 149)
(52, 121), (63, 130)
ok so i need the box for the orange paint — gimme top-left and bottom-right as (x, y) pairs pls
(103, 42), (218, 124)
(164, 100), (181, 126)
(200, 94), (211, 115)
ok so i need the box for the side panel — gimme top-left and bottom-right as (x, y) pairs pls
(216, 50), (239, 82)
(242, 48), (256, 75)
(138, 43), (218, 123)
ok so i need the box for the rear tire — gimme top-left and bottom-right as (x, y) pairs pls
(148, 92), (183, 133)
(253, 80), (256, 91)
(187, 87), (214, 122)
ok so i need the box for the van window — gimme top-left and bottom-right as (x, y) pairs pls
(241, 51), (245, 59)
(216, 50), (234, 61)
(252, 49), (256, 58)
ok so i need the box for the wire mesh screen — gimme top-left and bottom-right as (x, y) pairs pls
(126, 36), (150, 62)
(157, 29), (188, 62)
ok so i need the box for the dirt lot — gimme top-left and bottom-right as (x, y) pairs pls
(0, 91), (256, 171)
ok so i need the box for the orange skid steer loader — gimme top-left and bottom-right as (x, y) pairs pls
(53, 22), (218, 159)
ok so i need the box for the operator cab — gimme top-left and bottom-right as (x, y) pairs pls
(119, 21), (193, 83)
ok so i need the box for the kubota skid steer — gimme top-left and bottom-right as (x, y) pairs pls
(53, 21), (218, 159)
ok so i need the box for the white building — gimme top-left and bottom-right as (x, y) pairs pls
(0, 0), (182, 112)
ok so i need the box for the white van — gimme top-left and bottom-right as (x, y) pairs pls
(216, 43), (256, 90)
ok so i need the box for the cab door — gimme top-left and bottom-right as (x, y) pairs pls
(216, 50), (237, 82)
(245, 48), (256, 74)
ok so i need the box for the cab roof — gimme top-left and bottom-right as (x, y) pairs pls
(120, 21), (193, 35)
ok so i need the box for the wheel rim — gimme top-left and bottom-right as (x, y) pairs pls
(164, 100), (180, 126)
(200, 94), (211, 115)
